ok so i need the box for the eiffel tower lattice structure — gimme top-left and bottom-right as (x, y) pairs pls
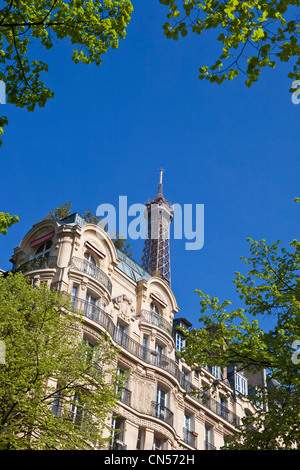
(141, 169), (173, 285)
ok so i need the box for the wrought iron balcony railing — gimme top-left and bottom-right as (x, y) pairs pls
(17, 256), (57, 274)
(183, 427), (197, 448)
(144, 348), (181, 382)
(113, 327), (181, 382)
(180, 375), (240, 427)
(151, 401), (174, 427)
(71, 297), (115, 337)
(180, 374), (196, 394)
(114, 327), (144, 357)
(69, 297), (241, 428)
(200, 393), (240, 427)
(137, 309), (173, 336)
(70, 257), (112, 294)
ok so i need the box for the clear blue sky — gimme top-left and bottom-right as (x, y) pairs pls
(1, 2), (299, 331)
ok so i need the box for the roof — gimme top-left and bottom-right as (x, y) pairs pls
(116, 247), (152, 282)
(58, 212), (87, 228)
(173, 317), (193, 328)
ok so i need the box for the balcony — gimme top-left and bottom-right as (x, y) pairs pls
(72, 297), (115, 337)
(144, 348), (181, 382)
(70, 257), (112, 294)
(151, 401), (174, 427)
(69, 298), (241, 428)
(201, 393), (240, 427)
(17, 256), (57, 274)
(114, 327), (145, 357)
(183, 428), (197, 448)
(137, 310), (173, 336)
(180, 375), (240, 427)
(113, 328), (181, 382)
(180, 374), (196, 394)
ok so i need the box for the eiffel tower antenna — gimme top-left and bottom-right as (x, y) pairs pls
(158, 168), (164, 194)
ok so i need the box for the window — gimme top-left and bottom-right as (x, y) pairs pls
(184, 413), (191, 432)
(150, 302), (160, 315)
(34, 240), (52, 259)
(142, 335), (148, 360)
(82, 252), (98, 278)
(219, 396), (227, 418)
(155, 342), (163, 357)
(115, 323), (128, 348)
(52, 387), (62, 417)
(153, 435), (165, 450)
(110, 416), (126, 450)
(176, 333), (184, 352)
(183, 412), (196, 447)
(71, 285), (79, 309)
(154, 386), (173, 426)
(116, 366), (130, 405)
(71, 285), (78, 299)
(235, 373), (248, 395)
(212, 365), (222, 380)
(155, 387), (166, 418)
(156, 387), (166, 407)
(155, 387), (167, 419)
(136, 428), (145, 450)
(84, 292), (99, 321)
(205, 425), (214, 450)
(71, 392), (84, 427)
(84, 252), (96, 265)
(154, 341), (165, 366)
(181, 370), (193, 393)
(85, 291), (98, 304)
(83, 338), (95, 362)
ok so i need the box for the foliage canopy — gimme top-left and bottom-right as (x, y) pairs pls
(160, 0), (300, 87)
(0, 272), (125, 449)
(179, 236), (300, 449)
(0, 0), (133, 143)
(0, 212), (19, 234)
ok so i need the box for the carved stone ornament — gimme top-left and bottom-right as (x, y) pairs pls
(80, 279), (88, 291)
(113, 294), (136, 322)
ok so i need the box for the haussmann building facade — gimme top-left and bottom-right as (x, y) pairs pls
(8, 176), (266, 451)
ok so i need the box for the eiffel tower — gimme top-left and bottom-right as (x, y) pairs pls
(141, 169), (173, 285)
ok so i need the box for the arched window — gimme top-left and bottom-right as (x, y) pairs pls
(35, 240), (52, 259)
(83, 252), (97, 277)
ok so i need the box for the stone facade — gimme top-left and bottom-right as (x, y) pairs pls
(9, 213), (266, 450)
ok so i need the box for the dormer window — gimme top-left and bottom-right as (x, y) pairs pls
(212, 366), (222, 380)
(175, 332), (185, 352)
(150, 302), (160, 315)
(84, 252), (96, 265)
(235, 373), (248, 396)
(35, 240), (52, 259)
(82, 252), (97, 277)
